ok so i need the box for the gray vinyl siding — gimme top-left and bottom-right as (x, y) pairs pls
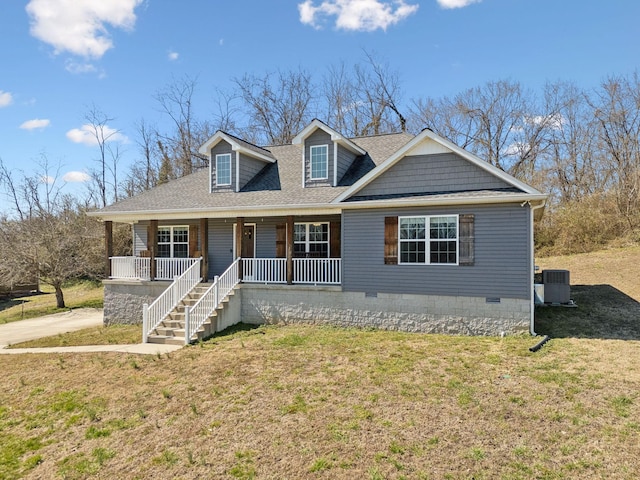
(305, 130), (333, 187)
(208, 219), (234, 278)
(336, 144), (356, 186)
(342, 203), (531, 299)
(210, 141), (234, 192)
(206, 216), (340, 277)
(133, 223), (147, 255)
(357, 153), (513, 197)
(238, 154), (267, 191)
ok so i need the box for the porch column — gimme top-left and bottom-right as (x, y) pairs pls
(200, 218), (209, 281)
(236, 217), (244, 281)
(286, 215), (294, 285)
(149, 220), (158, 281)
(104, 221), (113, 278)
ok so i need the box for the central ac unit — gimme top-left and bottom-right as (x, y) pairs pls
(542, 269), (570, 304)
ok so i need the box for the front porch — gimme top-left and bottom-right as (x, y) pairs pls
(109, 257), (342, 285)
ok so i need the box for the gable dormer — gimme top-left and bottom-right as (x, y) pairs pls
(198, 131), (275, 193)
(292, 119), (366, 188)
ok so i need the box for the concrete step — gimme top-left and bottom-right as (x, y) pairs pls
(147, 335), (185, 345)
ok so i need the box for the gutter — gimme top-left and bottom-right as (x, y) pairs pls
(529, 199), (547, 336)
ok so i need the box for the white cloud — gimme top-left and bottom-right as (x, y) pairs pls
(437, 0), (481, 8)
(64, 60), (99, 75)
(219, 38), (224, 46)
(20, 118), (51, 130)
(168, 51), (179, 61)
(0, 90), (13, 108)
(42, 175), (55, 184)
(63, 171), (91, 183)
(26, 0), (143, 59)
(66, 124), (128, 146)
(527, 113), (565, 130)
(298, 0), (419, 31)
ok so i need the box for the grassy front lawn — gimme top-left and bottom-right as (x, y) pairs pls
(1, 324), (639, 479)
(0, 281), (104, 325)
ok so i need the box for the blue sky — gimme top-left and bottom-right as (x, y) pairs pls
(0, 0), (638, 207)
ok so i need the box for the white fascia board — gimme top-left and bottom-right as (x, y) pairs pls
(89, 203), (344, 223)
(198, 131), (275, 164)
(339, 193), (548, 211)
(333, 129), (544, 204)
(292, 119), (365, 155)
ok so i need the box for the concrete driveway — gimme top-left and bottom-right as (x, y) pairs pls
(0, 308), (182, 354)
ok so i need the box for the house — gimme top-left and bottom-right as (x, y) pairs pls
(92, 119), (547, 344)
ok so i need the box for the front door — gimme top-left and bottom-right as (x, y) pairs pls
(241, 225), (255, 258)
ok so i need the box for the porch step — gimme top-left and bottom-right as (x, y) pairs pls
(146, 282), (235, 345)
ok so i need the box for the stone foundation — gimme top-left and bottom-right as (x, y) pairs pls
(103, 281), (531, 335)
(103, 280), (172, 325)
(240, 284), (530, 336)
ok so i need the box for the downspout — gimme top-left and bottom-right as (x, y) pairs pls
(529, 200), (546, 336)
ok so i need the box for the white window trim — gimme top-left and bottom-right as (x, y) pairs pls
(309, 144), (329, 180)
(215, 153), (232, 186)
(398, 215), (459, 266)
(157, 225), (189, 258)
(294, 222), (330, 258)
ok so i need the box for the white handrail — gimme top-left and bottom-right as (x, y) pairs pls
(143, 258), (202, 343)
(184, 258), (240, 344)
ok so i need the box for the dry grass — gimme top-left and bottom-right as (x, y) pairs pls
(1, 247), (640, 479)
(0, 281), (104, 325)
(1, 326), (639, 479)
(7, 325), (141, 349)
(535, 246), (640, 339)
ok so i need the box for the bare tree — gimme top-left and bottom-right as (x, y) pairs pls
(154, 75), (212, 177)
(590, 73), (640, 228)
(324, 53), (406, 137)
(0, 158), (103, 307)
(83, 105), (124, 207)
(233, 68), (315, 145)
(543, 81), (605, 202)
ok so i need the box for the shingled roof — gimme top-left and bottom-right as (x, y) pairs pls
(94, 131), (414, 221)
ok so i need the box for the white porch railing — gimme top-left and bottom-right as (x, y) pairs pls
(110, 256), (151, 280)
(184, 258), (240, 344)
(155, 257), (200, 281)
(241, 258), (341, 285)
(142, 258), (202, 343)
(293, 258), (341, 285)
(109, 257), (200, 281)
(241, 258), (287, 284)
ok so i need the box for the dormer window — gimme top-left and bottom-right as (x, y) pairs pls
(216, 153), (232, 186)
(310, 145), (328, 180)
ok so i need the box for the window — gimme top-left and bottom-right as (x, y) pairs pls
(399, 215), (458, 264)
(157, 226), (189, 258)
(294, 222), (329, 258)
(216, 153), (232, 186)
(310, 145), (328, 180)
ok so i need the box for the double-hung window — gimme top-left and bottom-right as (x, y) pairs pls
(293, 222), (329, 258)
(310, 145), (328, 180)
(157, 226), (189, 258)
(216, 153), (232, 186)
(399, 215), (458, 264)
